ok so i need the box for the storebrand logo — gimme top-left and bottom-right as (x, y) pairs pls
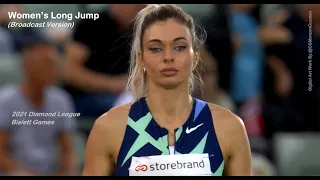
(135, 160), (205, 172)
(129, 154), (211, 176)
(135, 164), (148, 172)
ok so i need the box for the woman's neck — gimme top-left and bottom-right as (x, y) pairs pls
(146, 82), (193, 128)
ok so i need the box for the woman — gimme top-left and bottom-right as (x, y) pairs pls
(82, 4), (252, 176)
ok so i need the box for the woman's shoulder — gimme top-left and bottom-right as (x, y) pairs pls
(101, 103), (131, 121)
(206, 102), (249, 160)
(93, 103), (132, 132)
(206, 102), (245, 134)
(85, 103), (133, 165)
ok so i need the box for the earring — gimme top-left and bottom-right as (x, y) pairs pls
(143, 68), (146, 73)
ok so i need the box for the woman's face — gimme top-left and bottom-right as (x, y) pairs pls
(139, 18), (197, 90)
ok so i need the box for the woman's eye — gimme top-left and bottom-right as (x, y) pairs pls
(149, 48), (162, 52)
(174, 46), (187, 51)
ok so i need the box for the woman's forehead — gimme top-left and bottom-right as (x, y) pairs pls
(143, 19), (192, 43)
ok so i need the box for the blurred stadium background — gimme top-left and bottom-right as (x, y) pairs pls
(0, 4), (319, 176)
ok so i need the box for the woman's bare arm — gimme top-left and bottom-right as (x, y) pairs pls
(82, 114), (114, 176)
(210, 105), (252, 176)
(223, 114), (252, 176)
(82, 105), (130, 176)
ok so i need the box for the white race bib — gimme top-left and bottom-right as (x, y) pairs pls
(129, 153), (211, 176)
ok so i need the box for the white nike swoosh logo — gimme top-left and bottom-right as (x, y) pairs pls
(186, 123), (204, 134)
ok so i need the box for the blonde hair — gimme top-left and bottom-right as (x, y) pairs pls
(126, 4), (205, 101)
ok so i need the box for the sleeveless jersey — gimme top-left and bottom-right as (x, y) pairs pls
(115, 97), (224, 176)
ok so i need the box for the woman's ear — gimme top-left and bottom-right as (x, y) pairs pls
(193, 50), (200, 71)
(138, 52), (144, 67)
